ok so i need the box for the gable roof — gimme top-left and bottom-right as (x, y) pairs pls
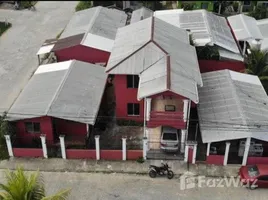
(7, 60), (107, 125)
(106, 17), (202, 103)
(227, 14), (263, 41)
(130, 6), (154, 24)
(51, 6), (127, 52)
(198, 70), (268, 143)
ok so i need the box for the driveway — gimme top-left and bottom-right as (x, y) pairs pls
(0, 1), (78, 113)
(0, 170), (267, 200)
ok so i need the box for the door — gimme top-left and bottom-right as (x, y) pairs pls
(256, 175), (268, 188)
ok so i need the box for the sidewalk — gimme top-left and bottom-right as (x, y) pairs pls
(0, 158), (240, 178)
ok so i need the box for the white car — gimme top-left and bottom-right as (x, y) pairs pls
(160, 127), (179, 152)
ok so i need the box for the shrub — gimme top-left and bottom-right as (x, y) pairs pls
(75, 1), (92, 12)
(116, 119), (143, 126)
(136, 156), (145, 163)
(0, 22), (11, 36)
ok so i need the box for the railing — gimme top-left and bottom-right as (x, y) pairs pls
(148, 111), (186, 129)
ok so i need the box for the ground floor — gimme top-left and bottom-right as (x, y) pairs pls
(0, 169), (266, 200)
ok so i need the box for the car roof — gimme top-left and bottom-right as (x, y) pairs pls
(257, 164), (268, 175)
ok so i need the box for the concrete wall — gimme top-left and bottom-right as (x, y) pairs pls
(206, 155), (224, 165)
(13, 148), (43, 158)
(151, 95), (184, 112)
(55, 44), (110, 64)
(114, 75), (144, 122)
(66, 149), (96, 159)
(247, 156), (268, 165)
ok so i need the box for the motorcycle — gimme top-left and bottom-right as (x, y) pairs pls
(148, 163), (174, 179)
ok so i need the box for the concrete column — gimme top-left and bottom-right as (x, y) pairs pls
(146, 98), (151, 121)
(122, 137), (127, 161)
(143, 98), (147, 137)
(180, 130), (186, 153)
(143, 137), (148, 160)
(95, 135), (100, 160)
(223, 142), (231, 166)
(59, 135), (66, 159)
(4, 135), (13, 157)
(242, 137), (251, 166)
(192, 143), (197, 164)
(206, 142), (211, 156)
(145, 128), (150, 151)
(183, 99), (189, 122)
(184, 144), (189, 162)
(40, 135), (48, 159)
(242, 41), (247, 56)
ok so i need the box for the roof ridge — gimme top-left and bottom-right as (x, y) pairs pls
(45, 60), (74, 115)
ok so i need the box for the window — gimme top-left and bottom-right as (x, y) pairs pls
(127, 103), (140, 115)
(201, 3), (208, 9)
(25, 122), (41, 133)
(165, 105), (176, 112)
(127, 75), (139, 88)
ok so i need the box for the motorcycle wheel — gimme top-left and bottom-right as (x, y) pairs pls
(149, 170), (157, 178)
(167, 170), (174, 179)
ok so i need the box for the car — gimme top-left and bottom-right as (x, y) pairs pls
(160, 126), (179, 153)
(239, 164), (268, 189)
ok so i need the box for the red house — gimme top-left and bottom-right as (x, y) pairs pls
(7, 60), (107, 146)
(105, 17), (203, 155)
(36, 6), (127, 65)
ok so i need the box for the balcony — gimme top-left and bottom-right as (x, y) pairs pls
(147, 111), (186, 129)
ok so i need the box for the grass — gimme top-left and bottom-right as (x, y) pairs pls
(0, 22), (11, 37)
(20, 1), (38, 9)
(75, 1), (91, 12)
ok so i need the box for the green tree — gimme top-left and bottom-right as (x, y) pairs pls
(246, 49), (268, 93)
(0, 112), (13, 160)
(196, 45), (220, 60)
(0, 167), (71, 200)
(248, 5), (268, 20)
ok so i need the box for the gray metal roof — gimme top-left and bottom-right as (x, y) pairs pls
(256, 19), (268, 51)
(59, 6), (127, 52)
(227, 14), (263, 41)
(130, 6), (153, 24)
(106, 17), (202, 103)
(198, 70), (268, 143)
(8, 60), (107, 125)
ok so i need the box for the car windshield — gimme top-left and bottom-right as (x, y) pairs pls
(163, 133), (177, 140)
(248, 165), (260, 177)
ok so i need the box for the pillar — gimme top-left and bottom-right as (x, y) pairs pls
(223, 142), (231, 166)
(122, 137), (127, 161)
(242, 137), (251, 166)
(143, 97), (147, 137)
(146, 98), (151, 121)
(4, 135), (13, 157)
(184, 144), (189, 162)
(183, 99), (189, 122)
(95, 135), (100, 160)
(143, 137), (147, 160)
(206, 142), (211, 156)
(59, 135), (66, 159)
(180, 130), (186, 153)
(192, 143), (197, 164)
(40, 135), (48, 159)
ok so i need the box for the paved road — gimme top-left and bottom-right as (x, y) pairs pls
(0, 1), (78, 112)
(0, 170), (267, 200)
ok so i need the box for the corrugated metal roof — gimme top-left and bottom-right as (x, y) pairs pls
(227, 14), (263, 41)
(8, 60), (107, 125)
(218, 47), (244, 62)
(198, 70), (268, 143)
(106, 17), (202, 103)
(57, 6), (127, 52)
(36, 39), (58, 55)
(256, 19), (268, 51)
(52, 34), (84, 52)
(130, 6), (153, 24)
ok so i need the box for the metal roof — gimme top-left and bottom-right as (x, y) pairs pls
(198, 70), (268, 143)
(256, 19), (268, 51)
(227, 14), (263, 41)
(106, 17), (202, 103)
(8, 60), (107, 125)
(54, 6), (127, 52)
(130, 6), (153, 24)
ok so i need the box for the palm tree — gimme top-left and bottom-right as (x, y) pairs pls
(246, 49), (268, 94)
(0, 167), (70, 200)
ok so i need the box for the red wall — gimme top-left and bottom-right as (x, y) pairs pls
(100, 150), (122, 160)
(247, 157), (268, 165)
(114, 75), (144, 122)
(198, 60), (246, 73)
(53, 118), (87, 137)
(66, 149), (96, 159)
(55, 45), (110, 64)
(15, 116), (54, 145)
(13, 148), (43, 158)
(206, 155), (224, 165)
(127, 150), (143, 160)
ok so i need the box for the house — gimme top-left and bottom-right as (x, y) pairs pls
(130, 6), (153, 24)
(36, 6), (127, 65)
(7, 60), (107, 146)
(105, 17), (202, 157)
(198, 70), (268, 166)
(177, 1), (214, 11)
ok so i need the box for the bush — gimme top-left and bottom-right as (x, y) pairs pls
(75, 1), (92, 12)
(136, 156), (145, 163)
(116, 119), (143, 127)
(20, 1), (37, 9)
(0, 22), (11, 36)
